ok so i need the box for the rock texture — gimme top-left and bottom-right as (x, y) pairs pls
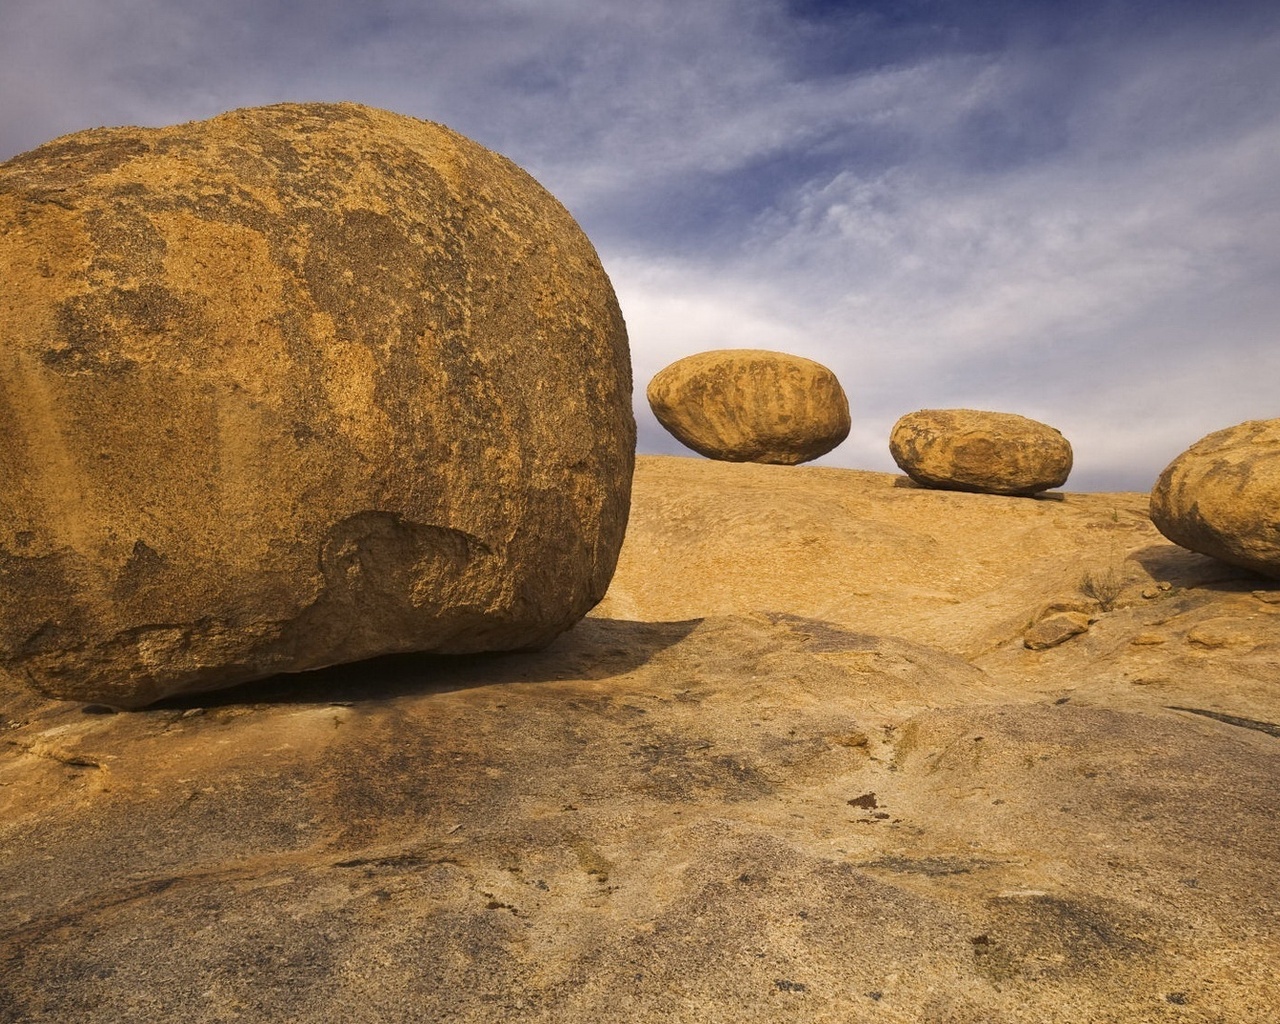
(3, 455), (1279, 1022)
(1022, 611), (1090, 650)
(890, 409), (1072, 496)
(1149, 418), (1280, 580)
(0, 102), (634, 708)
(646, 349), (849, 464)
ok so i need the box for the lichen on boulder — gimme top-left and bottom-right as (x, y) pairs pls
(0, 102), (635, 708)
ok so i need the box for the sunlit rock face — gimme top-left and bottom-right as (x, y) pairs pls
(1150, 418), (1280, 580)
(646, 349), (850, 465)
(890, 408), (1072, 496)
(0, 102), (635, 708)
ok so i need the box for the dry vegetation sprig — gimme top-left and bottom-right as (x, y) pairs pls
(1080, 566), (1125, 612)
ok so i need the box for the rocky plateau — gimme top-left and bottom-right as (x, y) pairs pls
(2, 455), (1278, 1023)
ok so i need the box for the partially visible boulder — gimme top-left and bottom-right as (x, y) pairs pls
(0, 102), (635, 708)
(890, 409), (1072, 496)
(1149, 419), (1280, 580)
(646, 349), (849, 465)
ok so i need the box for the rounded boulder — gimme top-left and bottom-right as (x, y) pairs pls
(0, 102), (635, 707)
(1149, 419), (1280, 579)
(889, 409), (1072, 496)
(646, 350), (849, 465)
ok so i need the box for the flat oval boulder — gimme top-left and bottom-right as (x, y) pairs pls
(646, 349), (849, 465)
(889, 409), (1072, 496)
(0, 102), (634, 708)
(1023, 611), (1091, 650)
(1149, 419), (1280, 579)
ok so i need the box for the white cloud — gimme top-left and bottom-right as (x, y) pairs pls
(598, 21), (1280, 489)
(2, 0), (1278, 490)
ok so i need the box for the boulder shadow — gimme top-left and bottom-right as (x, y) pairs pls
(147, 616), (705, 711)
(1128, 543), (1276, 594)
(889, 475), (1065, 500)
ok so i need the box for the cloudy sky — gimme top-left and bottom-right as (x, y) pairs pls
(4, 0), (1278, 490)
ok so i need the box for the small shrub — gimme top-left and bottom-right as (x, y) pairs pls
(1080, 567), (1124, 612)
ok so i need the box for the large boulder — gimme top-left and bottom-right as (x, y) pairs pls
(0, 102), (635, 708)
(646, 349), (849, 464)
(889, 409), (1072, 496)
(1149, 419), (1280, 579)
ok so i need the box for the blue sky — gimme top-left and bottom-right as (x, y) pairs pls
(4, 0), (1279, 490)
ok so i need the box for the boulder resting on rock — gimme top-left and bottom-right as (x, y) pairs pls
(1149, 418), (1280, 580)
(0, 102), (635, 708)
(889, 408), (1072, 496)
(646, 349), (849, 465)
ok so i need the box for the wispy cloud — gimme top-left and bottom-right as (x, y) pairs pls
(3, 0), (1278, 490)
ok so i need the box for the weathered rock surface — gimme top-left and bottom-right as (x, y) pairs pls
(1149, 418), (1280, 580)
(890, 408), (1072, 495)
(0, 103), (634, 708)
(1023, 611), (1090, 650)
(3, 456), (1278, 1022)
(646, 349), (849, 464)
